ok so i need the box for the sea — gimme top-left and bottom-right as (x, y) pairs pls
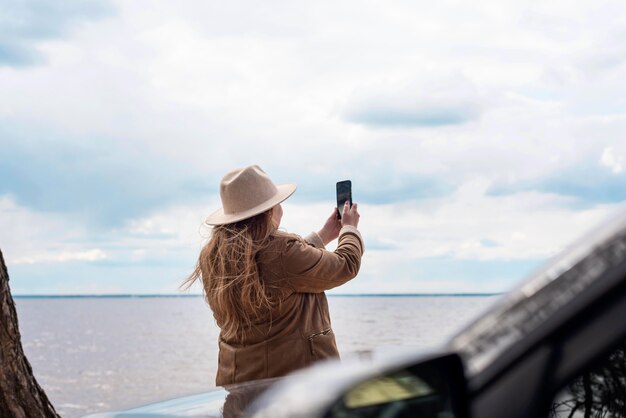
(14, 295), (498, 417)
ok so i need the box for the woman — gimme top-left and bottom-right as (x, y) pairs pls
(185, 165), (363, 386)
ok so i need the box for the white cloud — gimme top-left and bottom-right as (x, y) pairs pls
(0, 195), (90, 263)
(13, 249), (107, 265)
(600, 146), (624, 173)
(343, 75), (484, 127)
(361, 183), (616, 262)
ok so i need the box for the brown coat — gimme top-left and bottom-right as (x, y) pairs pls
(215, 225), (364, 386)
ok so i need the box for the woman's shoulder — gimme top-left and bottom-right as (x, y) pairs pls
(258, 232), (307, 271)
(262, 232), (311, 258)
(270, 230), (306, 245)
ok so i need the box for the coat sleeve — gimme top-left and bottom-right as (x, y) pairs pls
(303, 231), (325, 249)
(281, 226), (364, 293)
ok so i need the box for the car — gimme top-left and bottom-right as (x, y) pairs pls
(87, 208), (626, 418)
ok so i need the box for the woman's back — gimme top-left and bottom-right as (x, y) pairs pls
(215, 229), (363, 385)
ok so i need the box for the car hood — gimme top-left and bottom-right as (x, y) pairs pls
(83, 378), (278, 418)
(82, 347), (435, 418)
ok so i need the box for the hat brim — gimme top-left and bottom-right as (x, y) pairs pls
(205, 183), (297, 226)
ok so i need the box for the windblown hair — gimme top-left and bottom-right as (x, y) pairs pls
(183, 209), (276, 341)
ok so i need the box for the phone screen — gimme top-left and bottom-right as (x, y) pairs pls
(336, 180), (352, 219)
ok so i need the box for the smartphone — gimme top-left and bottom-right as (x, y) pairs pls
(336, 180), (352, 219)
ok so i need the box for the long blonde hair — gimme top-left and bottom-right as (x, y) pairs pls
(183, 209), (277, 341)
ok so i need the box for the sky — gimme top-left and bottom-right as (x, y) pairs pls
(2, 0), (626, 295)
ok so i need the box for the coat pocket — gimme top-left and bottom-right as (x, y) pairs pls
(308, 328), (340, 360)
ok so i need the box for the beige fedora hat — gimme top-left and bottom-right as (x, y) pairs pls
(205, 165), (297, 225)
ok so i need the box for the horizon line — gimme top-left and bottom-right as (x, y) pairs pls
(13, 292), (503, 299)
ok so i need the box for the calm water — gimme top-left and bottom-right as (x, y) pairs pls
(15, 295), (497, 417)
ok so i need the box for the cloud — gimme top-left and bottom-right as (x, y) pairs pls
(343, 77), (483, 128)
(13, 249), (107, 265)
(345, 101), (479, 128)
(601, 147), (624, 174)
(0, 0), (115, 67)
(286, 167), (457, 206)
(0, 43), (42, 67)
(0, 122), (214, 227)
(8, 259), (186, 295)
(355, 173), (455, 204)
(479, 239), (500, 248)
(1, 195), (205, 294)
(488, 161), (626, 207)
(332, 254), (544, 294)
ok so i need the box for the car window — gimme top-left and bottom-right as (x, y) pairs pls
(549, 339), (626, 418)
(327, 370), (456, 418)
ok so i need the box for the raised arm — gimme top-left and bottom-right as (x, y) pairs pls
(282, 202), (363, 293)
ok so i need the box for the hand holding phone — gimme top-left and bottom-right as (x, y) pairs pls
(341, 201), (359, 228)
